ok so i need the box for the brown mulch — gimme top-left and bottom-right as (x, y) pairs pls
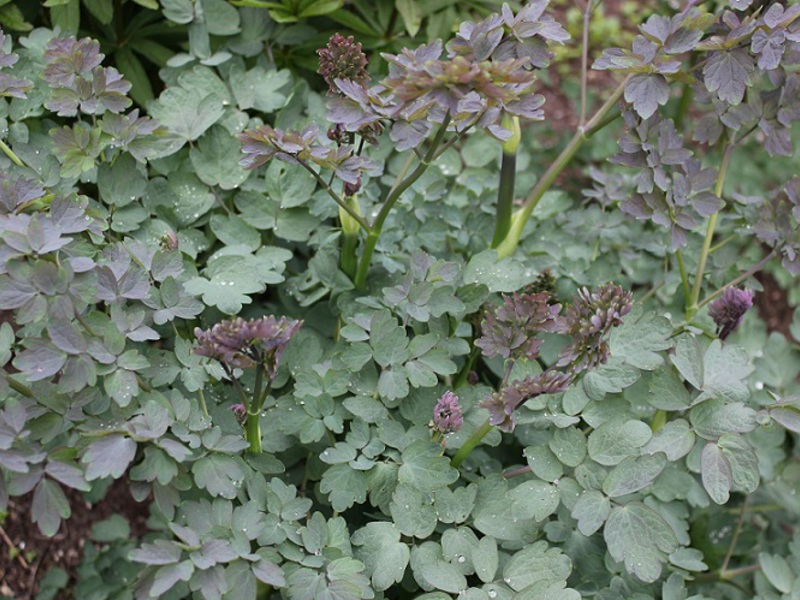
(1, 480), (149, 599)
(755, 270), (799, 345)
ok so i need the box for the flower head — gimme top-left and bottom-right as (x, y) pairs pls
(433, 391), (463, 434)
(194, 316), (302, 376)
(708, 287), (753, 340)
(558, 283), (633, 372)
(476, 292), (563, 361)
(318, 33), (370, 94)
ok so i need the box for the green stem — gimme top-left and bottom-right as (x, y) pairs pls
(495, 76), (630, 258)
(450, 419), (492, 468)
(675, 249), (691, 308)
(354, 114), (452, 289)
(673, 82), (693, 129)
(650, 409), (667, 433)
(341, 232), (358, 279)
(245, 411), (263, 453)
(0, 138), (25, 167)
(688, 141), (734, 316)
(298, 160), (371, 233)
(4, 375), (35, 398)
(491, 150), (518, 248)
(453, 346), (480, 389)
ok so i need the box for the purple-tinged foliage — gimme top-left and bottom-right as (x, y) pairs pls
(558, 283), (633, 373)
(194, 316), (302, 377)
(476, 291), (562, 361)
(709, 287), (754, 340)
(433, 391), (463, 434)
(42, 37), (104, 87)
(42, 37), (131, 117)
(238, 124), (379, 183)
(0, 174), (45, 213)
(317, 33), (370, 94)
(754, 177), (800, 275)
(615, 112), (721, 249)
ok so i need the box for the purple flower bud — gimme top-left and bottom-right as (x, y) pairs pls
(160, 230), (179, 251)
(231, 403), (247, 418)
(709, 287), (754, 340)
(433, 391), (463, 434)
(318, 33), (369, 95)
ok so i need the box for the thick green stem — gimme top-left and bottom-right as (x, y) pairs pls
(495, 76), (630, 258)
(688, 141), (734, 317)
(491, 151), (518, 248)
(245, 412), (263, 453)
(450, 419), (492, 468)
(341, 232), (358, 279)
(354, 115), (451, 289)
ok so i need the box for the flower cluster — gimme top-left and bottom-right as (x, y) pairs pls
(194, 316), (302, 377)
(317, 33), (370, 94)
(558, 283), (633, 372)
(42, 37), (132, 116)
(432, 391), (463, 434)
(476, 283), (632, 431)
(482, 370), (572, 431)
(709, 287), (754, 340)
(475, 292), (562, 361)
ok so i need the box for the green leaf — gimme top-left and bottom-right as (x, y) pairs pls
(572, 490), (610, 536)
(462, 250), (530, 293)
(503, 541), (572, 592)
(759, 553), (794, 594)
(398, 440), (458, 491)
(549, 427), (587, 467)
(390, 484), (437, 538)
(602, 453), (667, 498)
(149, 87), (224, 143)
(420, 560), (467, 594)
(82, 434), (137, 480)
(190, 125), (249, 190)
(395, 0), (421, 36)
(609, 306), (672, 370)
(642, 419), (695, 461)
(695, 340), (753, 403)
(82, 0), (114, 24)
(671, 335), (703, 389)
(587, 417), (652, 466)
(472, 536), (498, 583)
(718, 433), (759, 493)
(320, 464), (368, 511)
(201, 0), (241, 35)
(352, 522), (410, 591)
(162, 0), (195, 23)
(0, 3), (33, 31)
(648, 365), (692, 410)
(604, 502), (678, 583)
(192, 455), (245, 499)
(689, 398), (757, 440)
(229, 65), (291, 113)
(97, 153), (147, 207)
(700, 442), (731, 505)
(509, 480), (559, 522)
(32, 479), (71, 536)
(91, 514), (131, 542)
(524, 445), (564, 482)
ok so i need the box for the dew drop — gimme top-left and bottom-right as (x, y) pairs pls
(457, 555), (466, 564)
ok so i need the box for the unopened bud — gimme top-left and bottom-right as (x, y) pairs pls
(339, 194), (362, 236)
(500, 114), (521, 155)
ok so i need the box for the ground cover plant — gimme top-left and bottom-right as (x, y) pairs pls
(1, 0), (800, 598)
